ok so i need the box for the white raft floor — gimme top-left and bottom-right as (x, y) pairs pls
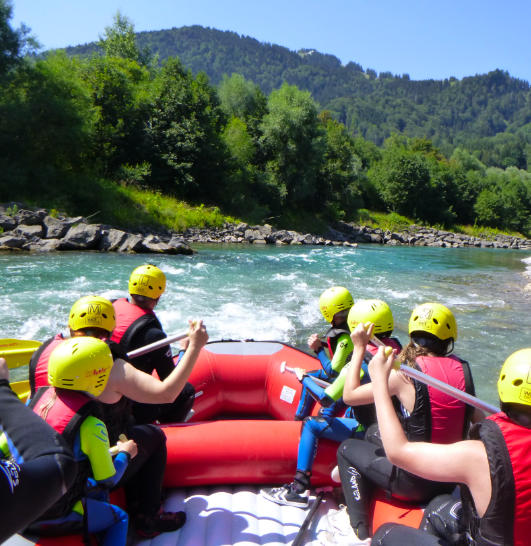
(7, 485), (363, 546)
(132, 485), (346, 546)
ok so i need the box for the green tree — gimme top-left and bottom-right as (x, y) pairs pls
(0, 0), (38, 78)
(98, 11), (153, 67)
(259, 83), (325, 211)
(0, 53), (96, 201)
(319, 113), (363, 219)
(474, 167), (531, 234)
(145, 58), (228, 201)
(217, 73), (267, 132)
(80, 55), (152, 177)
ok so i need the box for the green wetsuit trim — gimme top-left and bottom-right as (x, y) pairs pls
(325, 360), (365, 401)
(330, 333), (353, 373)
(72, 416), (116, 515)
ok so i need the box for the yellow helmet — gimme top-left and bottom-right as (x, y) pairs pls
(68, 296), (116, 333)
(348, 299), (394, 335)
(128, 264), (166, 299)
(408, 302), (457, 341)
(48, 337), (113, 397)
(497, 348), (531, 407)
(319, 287), (354, 323)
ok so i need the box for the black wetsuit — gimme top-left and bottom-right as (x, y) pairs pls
(0, 380), (77, 542)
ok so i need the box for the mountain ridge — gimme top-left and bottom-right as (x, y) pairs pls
(62, 25), (531, 153)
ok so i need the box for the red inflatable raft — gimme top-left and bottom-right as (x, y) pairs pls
(13, 340), (423, 545)
(163, 340), (424, 531)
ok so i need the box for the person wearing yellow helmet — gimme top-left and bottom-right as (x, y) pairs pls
(0, 357), (76, 543)
(111, 264), (196, 424)
(28, 294), (208, 537)
(336, 302), (477, 541)
(261, 287), (356, 508)
(262, 298), (402, 510)
(29, 295), (117, 396)
(23, 337), (137, 545)
(367, 347), (531, 546)
(293, 286), (355, 421)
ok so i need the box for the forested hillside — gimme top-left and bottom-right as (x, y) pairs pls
(65, 25), (531, 160)
(1, 6), (529, 237)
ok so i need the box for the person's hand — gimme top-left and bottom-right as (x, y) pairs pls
(293, 367), (306, 382)
(118, 438), (138, 459)
(178, 337), (190, 351)
(351, 322), (373, 347)
(0, 358), (8, 381)
(368, 346), (395, 386)
(307, 333), (323, 352)
(188, 319), (208, 350)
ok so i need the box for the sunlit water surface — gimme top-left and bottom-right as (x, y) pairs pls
(2, 245), (530, 406)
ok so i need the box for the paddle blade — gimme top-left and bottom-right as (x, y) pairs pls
(10, 380), (30, 402)
(0, 339), (42, 369)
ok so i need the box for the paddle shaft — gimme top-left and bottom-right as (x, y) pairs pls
(282, 363), (331, 388)
(370, 336), (498, 415)
(292, 490), (326, 546)
(126, 331), (188, 359)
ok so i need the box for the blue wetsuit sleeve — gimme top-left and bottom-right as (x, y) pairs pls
(316, 348), (333, 376)
(301, 375), (334, 407)
(98, 452), (130, 489)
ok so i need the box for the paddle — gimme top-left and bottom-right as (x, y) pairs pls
(370, 336), (499, 415)
(279, 361), (332, 388)
(1, 330), (189, 401)
(0, 339), (42, 369)
(126, 331), (189, 359)
(292, 487), (332, 546)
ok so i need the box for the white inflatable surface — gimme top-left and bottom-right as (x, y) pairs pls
(133, 485), (342, 546)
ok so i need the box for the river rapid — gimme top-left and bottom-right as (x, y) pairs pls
(2, 244), (530, 406)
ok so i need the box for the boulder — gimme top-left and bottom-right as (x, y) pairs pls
(58, 224), (102, 250)
(14, 209), (46, 226)
(14, 224), (44, 239)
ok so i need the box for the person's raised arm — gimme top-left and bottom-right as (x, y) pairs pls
(100, 320), (208, 404)
(342, 323), (374, 406)
(368, 347), (491, 514)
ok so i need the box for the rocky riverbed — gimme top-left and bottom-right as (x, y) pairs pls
(1, 206), (530, 255)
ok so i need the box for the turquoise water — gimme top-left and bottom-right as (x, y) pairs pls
(2, 245), (530, 405)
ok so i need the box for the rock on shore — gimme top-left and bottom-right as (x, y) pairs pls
(0, 206), (530, 254)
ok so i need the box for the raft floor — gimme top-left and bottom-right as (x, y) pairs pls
(133, 484), (347, 546)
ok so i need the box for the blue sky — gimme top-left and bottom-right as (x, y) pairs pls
(10, 0), (531, 83)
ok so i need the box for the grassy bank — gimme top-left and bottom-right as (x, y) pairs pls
(16, 184), (527, 240)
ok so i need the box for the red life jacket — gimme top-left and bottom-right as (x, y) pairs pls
(417, 355), (468, 444)
(405, 355), (472, 444)
(111, 297), (162, 351)
(29, 334), (65, 396)
(365, 337), (402, 357)
(463, 412), (531, 545)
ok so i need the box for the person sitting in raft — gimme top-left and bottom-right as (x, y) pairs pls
(294, 286), (354, 421)
(26, 337), (137, 545)
(369, 347), (531, 546)
(261, 299), (402, 508)
(111, 264), (196, 424)
(28, 294), (208, 537)
(0, 358), (77, 543)
(335, 302), (477, 541)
